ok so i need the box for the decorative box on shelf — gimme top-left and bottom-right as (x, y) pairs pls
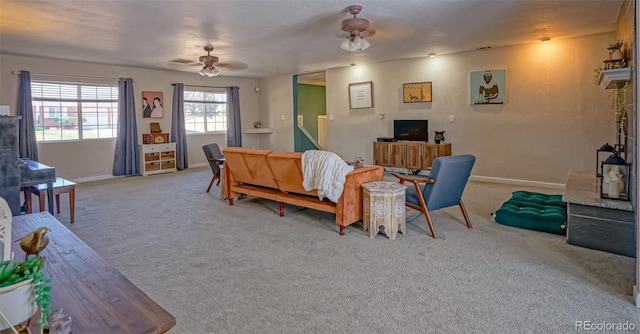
(142, 133), (169, 144)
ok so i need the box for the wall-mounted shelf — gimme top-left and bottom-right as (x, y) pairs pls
(243, 128), (273, 134)
(596, 68), (631, 89)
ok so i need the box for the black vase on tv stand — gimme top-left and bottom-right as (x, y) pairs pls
(434, 130), (445, 144)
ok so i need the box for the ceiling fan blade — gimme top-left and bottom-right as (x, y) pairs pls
(362, 28), (376, 38)
(168, 58), (201, 66)
(216, 61), (248, 71)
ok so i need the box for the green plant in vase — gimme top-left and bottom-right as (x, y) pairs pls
(0, 257), (52, 331)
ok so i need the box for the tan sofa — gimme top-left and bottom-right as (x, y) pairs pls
(222, 147), (384, 235)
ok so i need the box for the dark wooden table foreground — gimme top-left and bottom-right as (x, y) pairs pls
(8, 212), (175, 334)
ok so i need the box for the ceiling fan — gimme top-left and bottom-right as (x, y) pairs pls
(199, 45), (221, 77)
(340, 5), (375, 52)
(168, 45), (248, 75)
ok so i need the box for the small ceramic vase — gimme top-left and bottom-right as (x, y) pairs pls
(611, 48), (624, 61)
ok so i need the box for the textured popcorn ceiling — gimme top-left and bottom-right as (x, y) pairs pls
(0, 0), (622, 78)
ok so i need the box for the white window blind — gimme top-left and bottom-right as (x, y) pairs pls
(184, 88), (227, 133)
(31, 81), (118, 141)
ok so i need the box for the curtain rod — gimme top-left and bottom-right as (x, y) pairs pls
(11, 70), (116, 81)
(173, 83), (228, 89)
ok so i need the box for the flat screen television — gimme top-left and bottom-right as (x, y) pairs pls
(394, 120), (428, 142)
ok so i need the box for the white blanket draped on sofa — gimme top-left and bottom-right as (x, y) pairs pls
(302, 150), (354, 203)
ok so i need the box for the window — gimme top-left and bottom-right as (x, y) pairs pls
(31, 81), (118, 141)
(184, 89), (227, 133)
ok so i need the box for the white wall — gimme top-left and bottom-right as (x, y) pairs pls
(260, 33), (616, 184)
(257, 74), (295, 152)
(0, 54), (259, 180)
(0, 32), (620, 184)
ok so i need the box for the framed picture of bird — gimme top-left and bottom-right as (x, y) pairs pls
(403, 82), (432, 103)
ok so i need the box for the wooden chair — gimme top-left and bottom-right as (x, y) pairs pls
(392, 154), (475, 238)
(202, 143), (225, 193)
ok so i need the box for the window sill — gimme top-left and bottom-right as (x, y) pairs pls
(186, 131), (226, 136)
(243, 128), (274, 134)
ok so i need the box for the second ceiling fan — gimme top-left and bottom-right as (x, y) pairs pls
(340, 5), (375, 52)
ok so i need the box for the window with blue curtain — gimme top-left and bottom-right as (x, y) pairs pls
(30, 81), (118, 141)
(183, 88), (227, 133)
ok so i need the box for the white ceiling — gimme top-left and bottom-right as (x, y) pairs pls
(0, 0), (623, 79)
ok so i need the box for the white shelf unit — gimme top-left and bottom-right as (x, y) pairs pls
(140, 143), (177, 176)
(243, 128), (274, 134)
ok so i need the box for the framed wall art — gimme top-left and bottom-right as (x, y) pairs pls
(470, 69), (506, 104)
(403, 82), (432, 103)
(349, 81), (373, 109)
(142, 91), (164, 118)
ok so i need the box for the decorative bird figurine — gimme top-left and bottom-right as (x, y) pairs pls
(15, 227), (51, 259)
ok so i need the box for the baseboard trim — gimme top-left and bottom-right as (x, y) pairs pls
(189, 163), (208, 168)
(384, 167), (565, 190)
(74, 165), (209, 183)
(73, 174), (127, 183)
(469, 175), (565, 190)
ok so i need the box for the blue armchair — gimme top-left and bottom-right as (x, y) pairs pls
(392, 154), (476, 238)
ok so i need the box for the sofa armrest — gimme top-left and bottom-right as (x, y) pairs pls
(336, 166), (384, 226)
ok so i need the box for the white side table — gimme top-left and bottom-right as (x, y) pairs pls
(362, 181), (407, 240)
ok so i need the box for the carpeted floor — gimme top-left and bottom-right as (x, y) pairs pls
(34, 167), (639, 333)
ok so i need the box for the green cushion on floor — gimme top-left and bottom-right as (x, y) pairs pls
(494, 191), (567, 235)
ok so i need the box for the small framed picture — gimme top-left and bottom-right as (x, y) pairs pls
(403, 82), (432, 103)
(142, 91), (164, 118)
(349, 81), (373, 109)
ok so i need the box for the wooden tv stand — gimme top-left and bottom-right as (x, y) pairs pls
(373, 141), (451, 171)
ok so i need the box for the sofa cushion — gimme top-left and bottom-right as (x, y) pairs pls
(266, 151), (317, 196)
(223, 147), (279, 189)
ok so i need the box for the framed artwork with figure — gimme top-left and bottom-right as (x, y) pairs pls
(470, 69), (506, 105)
(142, 91), (164, 118)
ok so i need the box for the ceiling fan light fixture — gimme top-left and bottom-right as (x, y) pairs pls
(340, 37), (352, 51)
(353, 35), (363, 47)
(209, 67), (220, 77)
(201, 65), (219, 77)
(359, 37), (371, 51)
(198, 45), (221, 77)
